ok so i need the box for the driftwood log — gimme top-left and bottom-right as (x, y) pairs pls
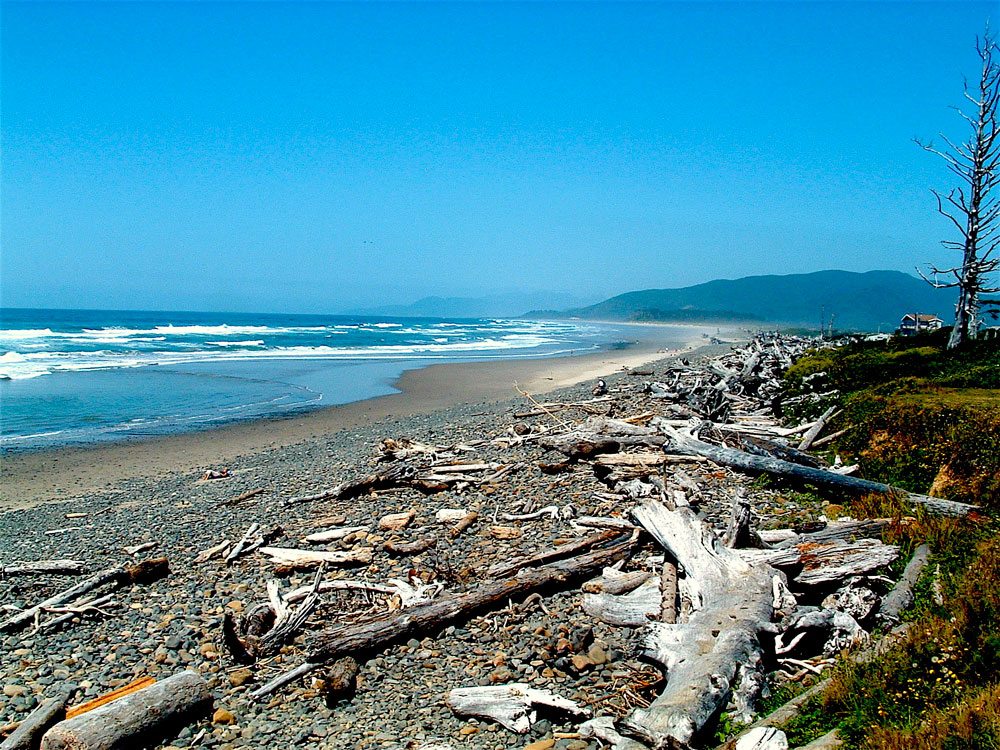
(250, 530), (639, 698)
(621, 499), (780, 747)
(878, 543), (932, 625)
(39, 671), (211, 750)
(0, 559), (168, 634)
(657, 422), (975, 516)
(284, 463), (418, 506)
(0, 695), (68, 750)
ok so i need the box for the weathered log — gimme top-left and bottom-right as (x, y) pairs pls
(39, 671), (211, 750)
(737, 435), (824, 469)
(250, 531), (639, 698)
(733, 727), (788, 750)
(621, 499), (777, 748)
(739, 539), (898, 586)
(724, 496), (764, 549)
(225, 523), (260, 565)
(0, 559), (168, 634)
(284, 463), (419, 506)
(2, 561), (84, 577)
(658, 423), (975, 516)
(0, 694), (68, 750)
(579, 716), (647, 750)
(446, 684), (588, 733)
(878, 543), (931, 625)
(582, 569), (653, 596)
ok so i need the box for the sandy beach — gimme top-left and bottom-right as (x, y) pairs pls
(0, 324), (718, 510)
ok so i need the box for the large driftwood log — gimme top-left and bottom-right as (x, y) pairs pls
(657, 423), (975, 516)
(446, 684), (589, 733)
(250, 531), (639, 698)
(0, 559), (168, 634)
(39, 671), (211, 750)
(0, 695), (68, 750)
(621, 499), (779, 748)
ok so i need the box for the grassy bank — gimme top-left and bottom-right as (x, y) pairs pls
(774, 332), (1000, 749)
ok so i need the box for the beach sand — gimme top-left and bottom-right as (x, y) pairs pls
(0, 323), (718, 509)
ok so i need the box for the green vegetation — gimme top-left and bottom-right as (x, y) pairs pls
(782, 331), (1000, 508)
(771, 332), (1000, 749)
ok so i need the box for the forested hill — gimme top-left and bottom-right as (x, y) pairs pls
(534, 270), (954, 331)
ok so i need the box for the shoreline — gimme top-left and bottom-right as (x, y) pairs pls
(0, 326), (716, 510)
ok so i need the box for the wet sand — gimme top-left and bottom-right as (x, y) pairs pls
(0, 325), (715, 509)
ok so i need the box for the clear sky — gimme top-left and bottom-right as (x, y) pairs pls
(2, 1), (996, 314)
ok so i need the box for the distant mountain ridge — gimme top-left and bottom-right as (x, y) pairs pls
(531, 270), (954, 332)
(353, 291), (595, 319)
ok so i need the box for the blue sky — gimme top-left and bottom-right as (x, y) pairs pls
(2, 1), (996, 313)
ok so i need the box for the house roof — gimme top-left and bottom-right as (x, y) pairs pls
(902, 313), (943, 322)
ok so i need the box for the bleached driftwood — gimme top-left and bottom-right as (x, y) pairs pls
(621, 499), (778, 748)
(39, 671), (210, 750)
(579, 716), (647, 750)
(2, 561), (84, 577)
(734, 726), (789, 750)
(250, 531), (638, 698)
(445, 684), (589, 733)
(258, 547), (372, 569)
(583, 577), (660, 626)
(0, 694), (67, 750)
(738, 539), (899, 586)
(657, 422), (975, 516)
(194, 539), (231, 563)
(797, 407), (839, 451)
(487, 528), (622, 578)
(0, 559), (168, 634)
(303, 526), (368, 544)
(284, 463), (419, 506)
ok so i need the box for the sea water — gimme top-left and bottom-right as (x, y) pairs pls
(0, 308), (660, 450)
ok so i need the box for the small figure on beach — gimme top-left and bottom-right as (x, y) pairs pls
(592, 379), (607, 396)
(201, 468), (230, 481)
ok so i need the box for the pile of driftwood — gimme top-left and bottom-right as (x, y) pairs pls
(3, 334), (973, 750)
(212, 334), (972, 749)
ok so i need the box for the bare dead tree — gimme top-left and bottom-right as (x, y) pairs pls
(916, 29), (1000, 348)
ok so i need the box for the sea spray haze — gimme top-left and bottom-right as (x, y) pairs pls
(0, 308), (685, 449)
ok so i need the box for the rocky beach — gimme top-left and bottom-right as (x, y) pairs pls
(0, 333), (939, 750)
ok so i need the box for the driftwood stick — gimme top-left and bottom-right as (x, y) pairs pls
(250, 531), (639, 699)
(39, 671), (211, 750)
(0, 694), (68, 750)
(797, 407), (839, 451)
(284, 463), (419, 506)
(0, 559), (168, 634)
(2, 561), (85, 577)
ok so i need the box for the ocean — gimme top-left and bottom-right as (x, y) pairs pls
(0, 308), (652, 450)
